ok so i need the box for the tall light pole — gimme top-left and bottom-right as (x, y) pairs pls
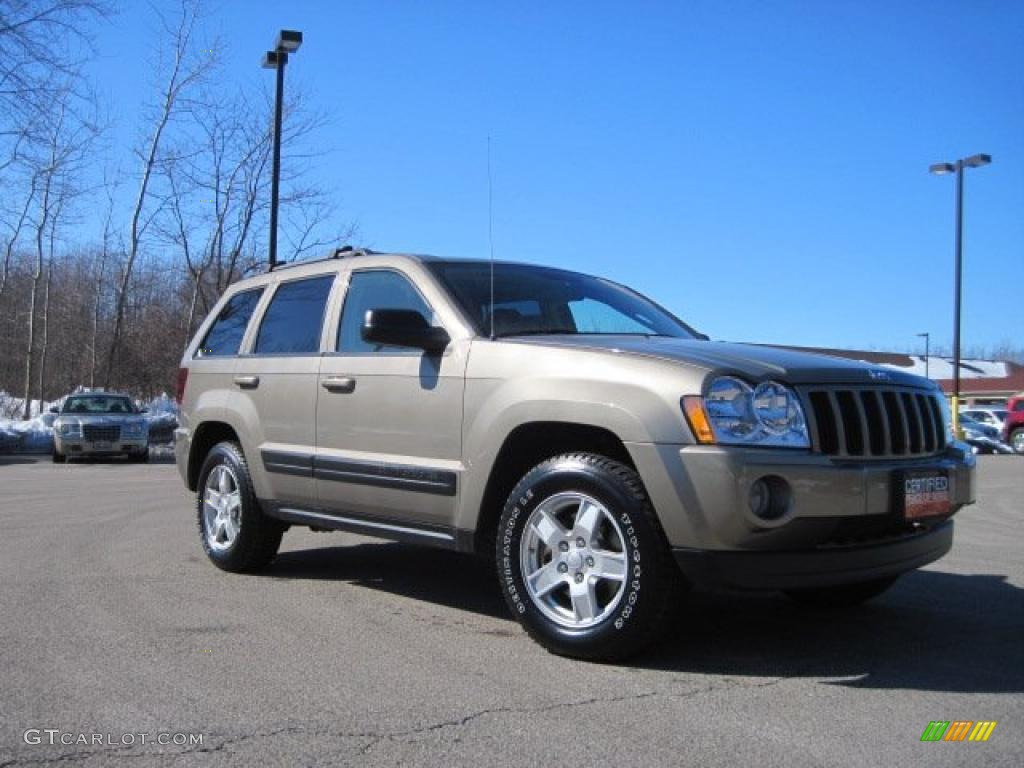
(917, 332), (930, 379)
(262, 29), (303, 271)
(929, 153), (991, 438)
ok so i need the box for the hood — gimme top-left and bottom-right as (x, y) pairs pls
(505, 336), (934, 388)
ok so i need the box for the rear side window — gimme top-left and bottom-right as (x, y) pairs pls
(197, 288), (263, 357)
(254, 275), (335, 354)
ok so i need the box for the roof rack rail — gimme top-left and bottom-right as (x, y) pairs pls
(268, 246), (376, 272)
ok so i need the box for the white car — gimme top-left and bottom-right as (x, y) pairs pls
(959, 408), (1008, 432)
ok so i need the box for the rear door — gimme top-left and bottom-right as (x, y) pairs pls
(315, 267), (469, 529)
(185, 285), (266, 445)
(231, 272), (336, 507)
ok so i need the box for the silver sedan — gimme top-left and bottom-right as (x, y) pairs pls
(51, 392), (149, 463)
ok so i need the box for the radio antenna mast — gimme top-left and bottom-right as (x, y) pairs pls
(487, 135), (496, 340)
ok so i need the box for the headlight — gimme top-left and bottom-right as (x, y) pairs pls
(122, 422), (147, 438)
(689, 376), (809, 448)
(58, 422), (81, 436)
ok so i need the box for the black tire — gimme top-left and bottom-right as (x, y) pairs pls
(1010, 428), (1024, 455)
(196, 441), (284, 573)
(130, 449), (149, 464)
(784, 576), (898, 609)
(52, 450), (65, 464)
(496, 453), (680, 661)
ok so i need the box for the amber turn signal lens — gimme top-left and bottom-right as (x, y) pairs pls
(682, 396), (716, 444)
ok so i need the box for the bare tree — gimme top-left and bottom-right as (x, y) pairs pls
(105, 0), (215, 386)
(19, 89), (94, 417)
(0, 167), (37, 305)
(89, 173), (118, 387)
(156, 88), (273, 345)
(156, 78), (353, 349)
(36, 256), (53, 405)
(0, 1), (110, 177)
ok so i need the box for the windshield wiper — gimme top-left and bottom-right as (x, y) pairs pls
(493, 329), (575, 338)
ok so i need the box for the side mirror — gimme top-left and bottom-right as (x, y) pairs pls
(49, 406), (59, 414)
(361, 309), (450, 352)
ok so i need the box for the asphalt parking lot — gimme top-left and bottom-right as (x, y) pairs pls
(0, 454), (1021, 767)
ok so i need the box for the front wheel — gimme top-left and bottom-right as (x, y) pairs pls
(497, 453), (680, 661)
(784, 576), (898, 609)
(52, 449), (66, 464)
(196, 441), (284, 573)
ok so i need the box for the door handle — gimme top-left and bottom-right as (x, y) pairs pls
(321, 376), (356, 393)
(233, 375), (260, 389)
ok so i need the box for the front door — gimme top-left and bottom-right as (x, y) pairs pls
(315, 268), (467, 529)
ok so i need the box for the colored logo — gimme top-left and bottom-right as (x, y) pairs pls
(920, 721), (997, 742)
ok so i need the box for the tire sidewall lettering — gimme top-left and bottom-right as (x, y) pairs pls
(500, 472), (646, 635)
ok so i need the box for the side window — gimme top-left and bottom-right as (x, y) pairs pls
(253, 275), (335, 354)
(197, 288), (263, 357)
(337, 270), (435, 354)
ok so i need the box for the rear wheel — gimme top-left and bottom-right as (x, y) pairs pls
(496, 453), (680, 661)
(784, 576), (898, 609)
(1010, 428), (1024, 455)
(196, 441), (283, 573)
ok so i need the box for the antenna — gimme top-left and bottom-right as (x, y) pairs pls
(487, 135), (495, 340)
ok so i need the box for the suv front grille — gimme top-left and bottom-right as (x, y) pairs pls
(83, 425), (120, 443)
(801, 386), (947, 458)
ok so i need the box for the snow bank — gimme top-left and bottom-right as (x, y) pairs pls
(0, 416), (54, 453)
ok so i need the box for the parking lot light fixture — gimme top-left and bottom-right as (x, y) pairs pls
(276, 29), (303, 53)
(262, 29), (304, 271)
(929, 153), (992, 439)
(963, 154), (992, 169)
(916, 332), (930, 379)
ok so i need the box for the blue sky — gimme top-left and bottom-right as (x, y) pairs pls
(89, 0), (1022, 354)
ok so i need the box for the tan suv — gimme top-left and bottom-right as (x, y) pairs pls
(175, 250), (976, 660)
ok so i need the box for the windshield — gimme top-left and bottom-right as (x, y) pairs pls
(427, 261), (699, 339)
(62, 395), (136, 414)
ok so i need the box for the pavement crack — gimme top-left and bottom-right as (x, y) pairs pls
(0, 677), (791, 765)
(355, 678), (786, 753)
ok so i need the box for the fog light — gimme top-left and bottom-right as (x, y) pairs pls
(749, 479), (770, 518)
(747, 475), (792, 523)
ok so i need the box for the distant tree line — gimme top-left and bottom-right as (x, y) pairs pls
(0, 0), (352, 416)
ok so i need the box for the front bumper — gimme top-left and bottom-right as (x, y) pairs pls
(55, 436), (148, 456)
(627, 440), (975, 583)
(673, 519), (953, 590)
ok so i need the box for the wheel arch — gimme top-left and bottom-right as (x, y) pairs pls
(187, 421), (241, 491)
(468, 420), (638, 556)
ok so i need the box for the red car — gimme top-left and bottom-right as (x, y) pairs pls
(1002, 392), (1024, 454)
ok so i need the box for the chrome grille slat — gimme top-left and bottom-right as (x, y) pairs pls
(872, 393), (888, 454)
(827, 391), (848, 457)
(801, 386), (947, 459)
(917, 394), (936, 453)
(83, 425), (120, 442)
